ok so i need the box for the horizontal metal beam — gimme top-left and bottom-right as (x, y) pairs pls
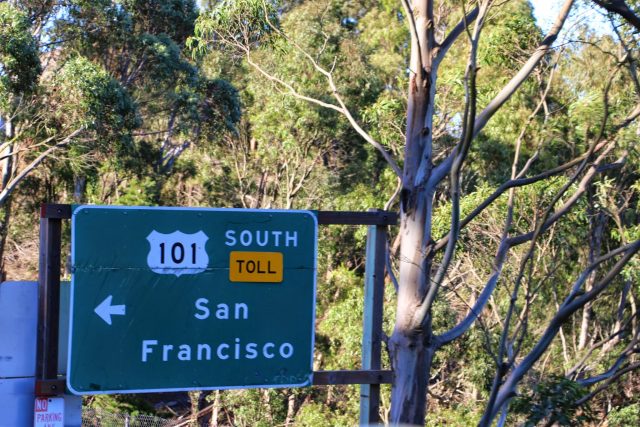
(312, 370), (392, 385)
(40, 204), (399, 226)
(52, 371), (392, 390)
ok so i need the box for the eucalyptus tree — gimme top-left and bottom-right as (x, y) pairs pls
(194, 0), (640, 424)
(0, 1), (41, 202)
(46, 0), (240, 204)
(0, 1), (241, 266)
(1, 1), (240, 417)
(192, 0), (402, 211)
(0, 3), (139, 273)
(0, 2), (42, 271)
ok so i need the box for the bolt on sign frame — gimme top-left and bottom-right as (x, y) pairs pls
(36, 203), (396, 425)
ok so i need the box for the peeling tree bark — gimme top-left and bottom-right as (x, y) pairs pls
(388, 0), (437, 421)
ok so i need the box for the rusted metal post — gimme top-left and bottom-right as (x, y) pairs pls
(35, 204), (70, 395)
(360, 210), (387, 425)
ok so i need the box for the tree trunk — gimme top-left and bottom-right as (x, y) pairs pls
(603, 279), (631, 352)
(389, 188), (435, 423)
(73, 175), (86, 203)
(0, 198), (13, 280)
(389, 0), (437, 416)
(210, 390), (221, 427)
(1, 119), (13, 190)
(577, 300), (592, 350)
(578, 206), (606, 350)
(284, 392), (296, 426)
(188, 390), (202, 426)
(630, 290), (638, 338)
(389, 329), (434, 424)
(0, 115), (15, 279)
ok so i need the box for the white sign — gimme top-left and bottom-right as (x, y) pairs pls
(146, 230), (209, 276)
(34, 397), (64, 427)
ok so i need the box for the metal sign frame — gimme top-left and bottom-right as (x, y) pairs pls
(36, 203), (396, 425)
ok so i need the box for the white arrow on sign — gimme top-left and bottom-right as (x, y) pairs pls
(94, 295), (126, 325)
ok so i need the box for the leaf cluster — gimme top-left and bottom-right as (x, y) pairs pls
(193, 0), (280, 52)
(51, 56), (139, 144)
(511, 375), (594, 426)
(0, 2), (41, 110)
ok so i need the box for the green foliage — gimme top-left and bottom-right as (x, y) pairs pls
(479, 2), (542, 69)
(193, 0), (280, 52)
(52, 56), (139, 144)
(425, 404), (481, 426)
(55, 0), (133, 61)
(317, 267), (364, 369)
(362, 93), (405, 153)
(210, 389), (289, 427)
(608, 403), (640, 427)
(123, 0), (198, 45)
(84, 394), (156, 416)
(193, 78), (242, 140)
(138, 33), (197, 85)
(512, 376), (594, 426)
(0, 2), (41, 110)
(295, 401), (355, 426)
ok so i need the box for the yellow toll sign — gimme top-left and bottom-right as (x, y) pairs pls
(229, 252), (283, 283)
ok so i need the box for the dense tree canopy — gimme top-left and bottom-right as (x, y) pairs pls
(1, 0), (639, 425)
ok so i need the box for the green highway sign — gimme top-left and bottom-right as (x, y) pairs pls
(67, 205), (317, 394)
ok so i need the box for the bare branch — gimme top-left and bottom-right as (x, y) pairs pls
(566, 311), (636, 377)
(434, 81), (639, 252)
(435, 6), (480, 67)
(488, 239), (640, 422)
(325, 74), (403, 177)
(436, 239), (510, 346)
(577, 343), (638, 387)
(592, 0), (640, 32)
(430, 0), (575, 190)
(401, 0), (424, 76)
(412, 0), (490, 330)
(473, 0), (575, 137)
(614, 102), (640, 130)
(384, 177), (403, 212)
(245, 55), (344, 113)
(0, 128), (85, 207)
(507, 143), (619, 248)
(611, 19), (640, 95)
(575, 362), (640, 406)
(255, 1), (402, 177)
(386, 239), (400, 293)
(482, 68), (617, 420)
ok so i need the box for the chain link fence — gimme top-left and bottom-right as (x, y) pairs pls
(82, 408), (175, 427)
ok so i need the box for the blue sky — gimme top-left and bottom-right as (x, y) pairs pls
(530, 0), (612, 34)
